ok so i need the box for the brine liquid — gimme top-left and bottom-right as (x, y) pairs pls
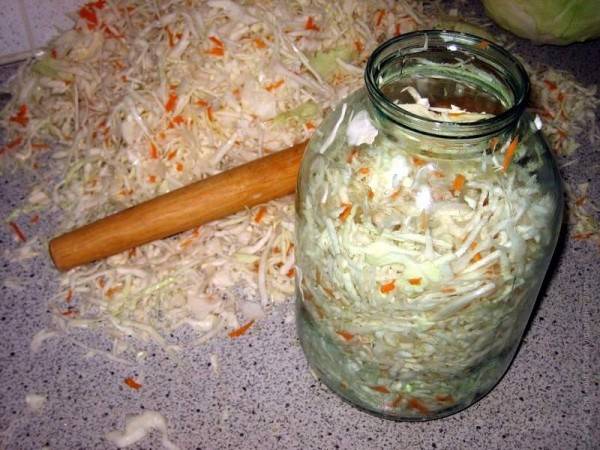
(380, 76), (507, 116)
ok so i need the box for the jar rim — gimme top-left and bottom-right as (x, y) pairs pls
(365, 30), (530, 139)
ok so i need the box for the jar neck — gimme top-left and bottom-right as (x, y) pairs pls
(365, 31), (530, 141)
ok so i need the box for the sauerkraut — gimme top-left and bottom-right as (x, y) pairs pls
(0, 0), (426, 356)
(295, 71), (560, 417)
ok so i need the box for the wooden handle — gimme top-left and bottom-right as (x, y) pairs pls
(49, 140), (307, 271)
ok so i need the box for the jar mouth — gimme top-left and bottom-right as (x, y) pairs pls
(365, 30), (530, 139)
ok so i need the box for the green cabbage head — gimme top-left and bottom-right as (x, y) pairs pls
(482, 0), (600, 45)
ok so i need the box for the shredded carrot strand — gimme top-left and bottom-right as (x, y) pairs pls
(502, 136), (519, 171)
(124, 377), (142, 390)
(9, 104), (29, 127)
(179, 237), (195, 249)
(436, 394), (454, 403)
(380, 280), (395, 293)
(354, 40), (364, 53)
(209, 35), (224, 47)
(149, 143), (159, 159)
(540, 108), (555, 120)
(228, 320), (255, 338)
(336, 330), (354, 341)
(339, 203), (352, 222)
(165, 26), (176, 47)
(265, 79), (285, 91)
(370, 385), (390, 394)
(305, 16), (320, 31)
(286, 267), (295, 278)
(254, 206), (267, 223)
(411, 156), (426, 166)
(375, 9), (386, 26)
(253, 37), (267, 49)
(452, 174), (466, 195)
(543, 79), (557, 91)
(347, 148), (359, 163)
(1, 136), (23, 153)
(408, 397), (429, 414)
(106, 286), (122, 298)
(165, 92), (177, 113)
(89, 0), (106, 9)
(8, 221), (26, 242)
(390, 189), (402, 201)
(101, 24), (124, 39)
(408, 277), (422, 285)
(79, 4), (99, 29)
(111, 59), (126, 70)
(168, 115), (185, 128)
(207, 46), (224, 56)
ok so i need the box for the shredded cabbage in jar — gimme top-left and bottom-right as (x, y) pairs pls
(0, 0), (597, 361)
(295, 83), (560, 416)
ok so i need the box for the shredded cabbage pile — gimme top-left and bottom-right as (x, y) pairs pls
(0, 0), (426, 356)
(0, 0), (598, 360)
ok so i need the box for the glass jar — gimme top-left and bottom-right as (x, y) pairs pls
(294, 31), (563, 421)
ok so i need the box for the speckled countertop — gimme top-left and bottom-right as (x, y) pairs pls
(1, 5), (599, 450)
